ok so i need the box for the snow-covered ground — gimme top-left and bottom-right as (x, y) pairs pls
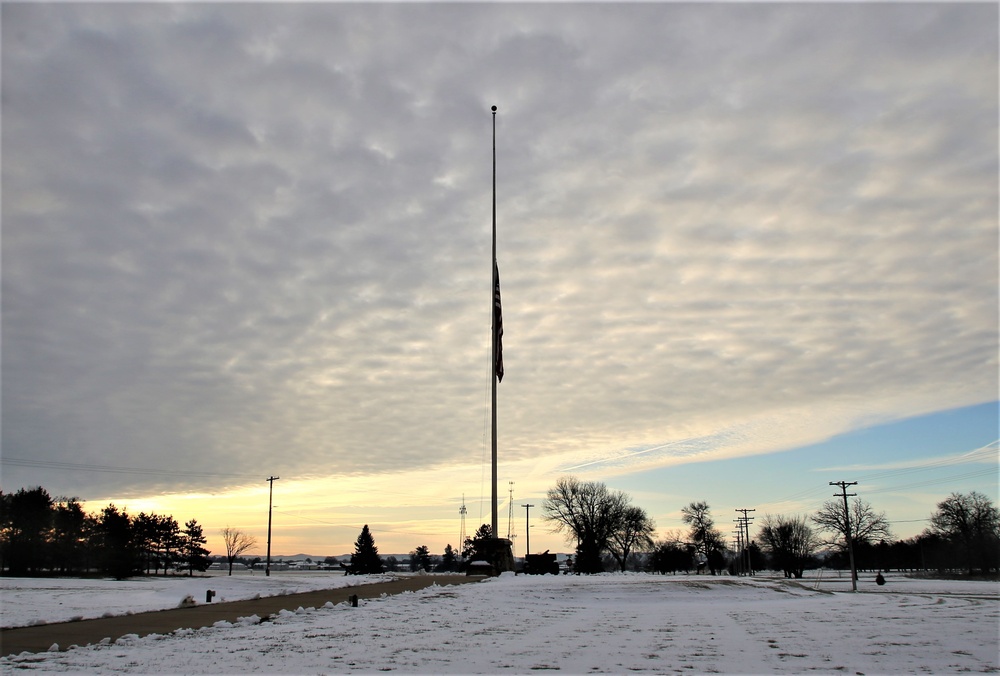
(2, 570), (998, 674)
(0, 569), (388, 628)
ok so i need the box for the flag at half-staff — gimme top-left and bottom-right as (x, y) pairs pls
(493, 261), (504, 383)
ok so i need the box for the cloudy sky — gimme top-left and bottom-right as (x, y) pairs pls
(3, 3), (997, 557)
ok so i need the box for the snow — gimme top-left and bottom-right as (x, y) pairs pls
(0, 569), (387, 628)
(2, 570), (998, 674)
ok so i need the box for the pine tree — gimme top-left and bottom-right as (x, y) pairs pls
(410, 545), (432, 572)
(3, 487), (55, 575)
(156, 515), (181, 575)
(52, 498), (87, 575)
(181, 519), (211, 576)
(95, 504), (139, 580)
(348, 524), (384, 574)
(438, 543), (457, 572)
(463, 523), (493, 560)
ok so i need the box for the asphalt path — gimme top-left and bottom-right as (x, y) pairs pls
(1, 574), (482, 657)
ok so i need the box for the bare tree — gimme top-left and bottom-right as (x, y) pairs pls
(929, 491), (1000, 575)
(812, 498), (891, 557)
(543, 476), (629, 574)
(758, 514), (819, 579)
(607, 505), (656, 572)
(220, 526), (257, 576)
(681, 501), (727, 574)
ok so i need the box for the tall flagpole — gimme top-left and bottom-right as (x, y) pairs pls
(490, 105), (498, 539)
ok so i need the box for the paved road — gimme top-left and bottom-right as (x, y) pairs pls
(1, 574), (482, 657)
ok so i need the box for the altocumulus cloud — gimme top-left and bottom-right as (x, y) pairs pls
(2, 3), (996, 499)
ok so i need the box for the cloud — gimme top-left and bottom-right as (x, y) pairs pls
(2, 3), (996, 503)
(814, 441), (999, 475)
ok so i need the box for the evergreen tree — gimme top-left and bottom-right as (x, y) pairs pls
(95, 504), (140, 580)
(437, 544), (458, 572)
(181, 519), (211, 576)
(51, 498), (87, 574)
(156, 515), (182, 575)
(133, 512), (160, 575)
(462, 523), (493, 560)
(348, 524), (384, 574)
(2, 487), (54, 575)
(410, 545), (432, 572)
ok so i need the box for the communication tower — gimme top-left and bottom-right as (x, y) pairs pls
(459, 494), (468, 559)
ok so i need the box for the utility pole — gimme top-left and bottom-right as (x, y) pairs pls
(736, 508), (755, 575)
(831, 481), (858, 592)
(732, 514), (750, 576)
(732, 522), (744, 576)
(265, 476), (279, 577)
(522, 503), (534, 556)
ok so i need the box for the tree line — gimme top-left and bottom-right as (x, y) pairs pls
(541, 476), (1000, 577)
(1, 487), (210, 579)
(5, 481), (997, 579)
(1, 486), (485, 579)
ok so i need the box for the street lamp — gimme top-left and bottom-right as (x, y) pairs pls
(522, 504), (534, 556)
(266, 476), (279, 576)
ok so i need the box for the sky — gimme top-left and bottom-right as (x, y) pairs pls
(2, 3), (997, 558)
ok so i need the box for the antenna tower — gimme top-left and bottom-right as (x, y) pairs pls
(507, 481), (515, 540)
(459, 494), (468, 559)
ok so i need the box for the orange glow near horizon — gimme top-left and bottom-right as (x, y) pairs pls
(88, 461), (575, 559)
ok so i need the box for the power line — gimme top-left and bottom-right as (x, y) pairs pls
(756, 440), (999, 515)
(1, 457), (258, 479)
(863, 468), (997, 495)
(853, 443), (997, 483)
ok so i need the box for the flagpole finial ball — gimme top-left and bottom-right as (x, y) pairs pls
(491, 105), (497, 112)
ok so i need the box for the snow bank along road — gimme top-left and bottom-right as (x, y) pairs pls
(0, 574), (477, 657)
(2, 573), (998, 674)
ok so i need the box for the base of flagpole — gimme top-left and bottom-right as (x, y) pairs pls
(477, 538), (515, 576)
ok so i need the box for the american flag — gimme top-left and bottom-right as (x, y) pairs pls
(494, 261), (504, 382)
